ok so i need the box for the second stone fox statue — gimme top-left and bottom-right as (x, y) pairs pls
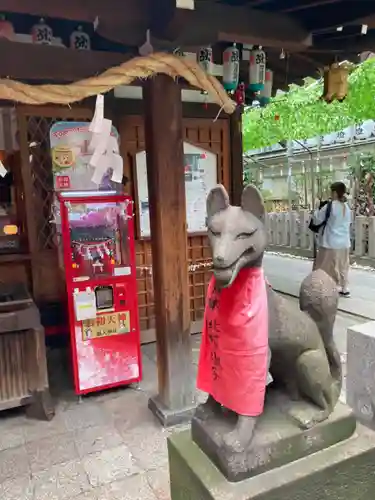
(195, 184), (342, 454)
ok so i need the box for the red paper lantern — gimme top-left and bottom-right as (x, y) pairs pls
(0, 15), (14, 40)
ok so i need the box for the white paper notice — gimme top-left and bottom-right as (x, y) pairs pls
(74, 290), (97, 321)
(0, 160), (7, 177)
(89, 94), (104, 134)
(91, 159), (107, 184)
(110, 154), (124, 183)
(107, 135), (120, 154)
(89, 118), (112, 153)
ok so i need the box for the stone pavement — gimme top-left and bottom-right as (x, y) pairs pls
(264, 252), (375, 320)
(0, 336), (205, 500)
(0, 291), (366, 500)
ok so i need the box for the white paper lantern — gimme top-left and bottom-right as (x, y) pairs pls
(259, 69), (273, 105)
(222, 44), (240, 91)
(70, 25), (91, 51)
(198, 47), (213, 75)
(249, 48), (266, 92)
(334, 126), (352, 145)
(31, 18), (53, 45)
(354, 120), (374, 141)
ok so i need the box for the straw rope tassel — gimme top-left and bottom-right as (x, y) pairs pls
(0, 52), (236, 113)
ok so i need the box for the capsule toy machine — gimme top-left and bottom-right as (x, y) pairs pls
(50, 119), (141, 395)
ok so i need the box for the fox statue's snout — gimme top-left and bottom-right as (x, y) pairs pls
(206, 184), (267, 288)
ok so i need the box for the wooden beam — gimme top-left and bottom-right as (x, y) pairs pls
(168, 1), (312, 50)
(150, 0), (195, 41)
(0, 0), (149, 46)
(230, 107), (244, 206)
(94, 0), (311, 50)
(312, 32), (375, 54)
(305, 2), (375, 32)
(0, 0), (146, 23)
(2, 0), (310, 49)
(247, 0), (274, 6)
(143, 74), (195, 426)
(281, 0), (341, 14)
(0, 40), (132, 81)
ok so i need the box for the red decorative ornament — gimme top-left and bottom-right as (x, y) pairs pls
(234, 82), (245, 106)
(0, 15), (14, 40)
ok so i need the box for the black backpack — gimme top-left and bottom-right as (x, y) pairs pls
(308, 200), (332, 234)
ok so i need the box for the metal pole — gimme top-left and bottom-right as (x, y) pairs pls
(287, 140), (293, 213)
(311, 137), (321, 259)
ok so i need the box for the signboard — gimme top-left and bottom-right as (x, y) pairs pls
(50, 121), (122, 192)
(136, 142), (218, 237)
(82, 311), (130, 341)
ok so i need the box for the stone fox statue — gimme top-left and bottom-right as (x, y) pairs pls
(195, 184), (342, 453)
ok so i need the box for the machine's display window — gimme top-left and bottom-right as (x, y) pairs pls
(95, 286), (114, 310)
(65, 201), (131, 280)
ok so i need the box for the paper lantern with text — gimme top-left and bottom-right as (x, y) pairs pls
(0, 15), (14, 40)
(222, 44), (240, 92)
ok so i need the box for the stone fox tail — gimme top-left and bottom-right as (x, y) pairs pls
(299, 269), (342, 406)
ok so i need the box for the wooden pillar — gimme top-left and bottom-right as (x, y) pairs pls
(230, 107), (244, 206)
(143, 75), (195, 426)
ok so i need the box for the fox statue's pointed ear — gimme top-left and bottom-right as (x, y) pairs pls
(241, 184), (265, 220)
(207, 184), (230, 219)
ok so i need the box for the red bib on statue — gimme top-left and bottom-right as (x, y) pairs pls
(197, 267), (269, 416)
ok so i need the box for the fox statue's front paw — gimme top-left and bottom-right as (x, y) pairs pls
(222, 429), (245, 453)
(222, 415), (257, 454)
(195, 395), (221, 421)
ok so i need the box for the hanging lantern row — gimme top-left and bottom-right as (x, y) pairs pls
(196, 45), (272, 107)
(0, 15), (91, 50)
(32, 18), (91, 50)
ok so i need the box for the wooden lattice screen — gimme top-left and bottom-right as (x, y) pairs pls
(17, 106), (93, 301)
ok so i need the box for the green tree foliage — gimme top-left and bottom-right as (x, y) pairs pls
(243, 59), (375, 151)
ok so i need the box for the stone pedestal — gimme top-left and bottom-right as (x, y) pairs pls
(191, 396), (355, 482)
(168, 422), (375, 500)
(347, 321), (375, 429)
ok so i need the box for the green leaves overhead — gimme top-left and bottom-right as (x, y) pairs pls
(243, 59), (375, 152)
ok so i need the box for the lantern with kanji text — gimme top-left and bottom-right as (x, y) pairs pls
(31, 18), (53, 45)
(70, 26), (91, 51)
(222, 44), (240, 92)
(249, 48), (266, 92)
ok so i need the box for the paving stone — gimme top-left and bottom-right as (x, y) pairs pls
(119, 422), (169, 471)
(136, 356), (157, 395)
(74, 424), (123, 457)
(0, 446), (30, 483)
(97, 474), (158, 500)
(0, 475), (34, 500)
(22, 411), (67, 444)
(32, 459), (91, 500)
(0, 424), (25, 452)
(62, 402), (109, 432)
(106, 391), (158, 432)
(82, 445), (141, 487)
(26, 432), (78, 473)
(147, 466), (171, 500)
(66, 492), (98, 500)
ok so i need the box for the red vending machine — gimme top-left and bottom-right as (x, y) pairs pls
(58, 191), (142, 395)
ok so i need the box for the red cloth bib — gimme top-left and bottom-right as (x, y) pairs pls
(197, 267), (269, 416)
